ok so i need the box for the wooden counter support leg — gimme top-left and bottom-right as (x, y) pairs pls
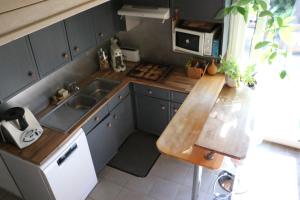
(191, 165), (203, 200)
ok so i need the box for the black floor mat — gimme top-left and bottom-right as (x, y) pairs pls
(108, 131), (160, 177)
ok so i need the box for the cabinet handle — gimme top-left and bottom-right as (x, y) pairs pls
(27, 71), (33, 77)
(62, 52), (69, 59)
(107, 122), (112, 128)
(148, 90), (153, 95)
(118, 95), (123, 100)
(74, 46), (80, 52)
(98, 32), (104, 38)
(113, 114), (117, 119)
(161, 106), (166, 110)
(94, 117), (100, 122)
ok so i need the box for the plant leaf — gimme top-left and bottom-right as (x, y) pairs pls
(215, 8), (225, 19)
(277, 17), (283, 27)
(267, 18), (274, 28)
(255, 41), (270, 49)
(237, 7), (248, 22)
(258, 0), (268, 10)
(268, 51), (277, 63)
(279, 70), (287, 79)
(238, 0), (252, 5)
(259, 10), (273, 17)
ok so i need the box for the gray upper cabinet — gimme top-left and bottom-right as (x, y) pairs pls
(172, 0), (224, 22)
(29, 22), (71, 78)
(135, 94), (170, 136)
(123, 0), (169, 7)
(93, 2), (115, 45)
(65, 9), (96, 58)
(0, 37), (39, 100)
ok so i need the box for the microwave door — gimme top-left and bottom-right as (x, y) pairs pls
(174, 28), (204, 56)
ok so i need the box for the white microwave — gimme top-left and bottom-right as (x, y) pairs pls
(173, 26), (220, 56)
(173, 27), (205, 56)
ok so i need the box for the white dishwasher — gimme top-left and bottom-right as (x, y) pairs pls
(41, 128), (97, 200)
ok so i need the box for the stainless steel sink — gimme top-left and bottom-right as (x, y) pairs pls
(40, 78), (120, 132)
(67, 95), (96, 110)
(79, 78), (120, 100)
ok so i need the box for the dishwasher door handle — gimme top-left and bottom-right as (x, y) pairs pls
(57, 143), (78, 166)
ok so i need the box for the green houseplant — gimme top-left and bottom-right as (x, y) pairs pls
(218, 58), (256, 87)
(216, 0), (295, 79)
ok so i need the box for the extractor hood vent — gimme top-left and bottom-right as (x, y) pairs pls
(117, 5), (170, 20)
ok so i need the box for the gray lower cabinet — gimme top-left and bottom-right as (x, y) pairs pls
(135, 94), (170, 136)
(93, 2), (115, 45)
(86, 114), (118, 173)
(0, 37), (39, 100)
(86, 91), (134, 172)
(111, 94), (134, 147)
(65, 9), (96, 58)
(29, 22), (71, 78)
(171, 102), (181, 119)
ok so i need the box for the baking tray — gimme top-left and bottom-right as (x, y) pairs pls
(127, 63), (174, 81)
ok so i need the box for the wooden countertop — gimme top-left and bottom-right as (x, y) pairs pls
(1, 62), (251, 169)
(156, 74), (226, 169)
(157, 79), (254, 169)
(196, 85), (253, 160)
(0, 64), (198, 166)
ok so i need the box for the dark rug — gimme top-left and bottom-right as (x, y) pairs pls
(108, 131), (160, 177)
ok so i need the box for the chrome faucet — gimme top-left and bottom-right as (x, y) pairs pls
(66, 81), (80, 93)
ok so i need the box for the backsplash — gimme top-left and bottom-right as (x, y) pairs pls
(117, 18), (192, 66)
(8, 47), (100, 114)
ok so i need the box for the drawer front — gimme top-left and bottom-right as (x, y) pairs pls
(134, 84), (170, 101)
(108, 86), (130, 111)
(83, 105), (109, 134)
(171, 91), (188, 103)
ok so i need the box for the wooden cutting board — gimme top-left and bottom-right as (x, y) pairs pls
(0, 0), (46, 14)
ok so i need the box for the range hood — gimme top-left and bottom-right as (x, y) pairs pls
(118, 5), (170, 20)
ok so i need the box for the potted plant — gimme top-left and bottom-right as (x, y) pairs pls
(218, 58), (257, 88)
(218, 58), (241, 87)
(185, 58), (207, 79)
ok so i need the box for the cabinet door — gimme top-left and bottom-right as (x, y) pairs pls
(135, 94), (170, 136)
(111, 0), (126, 32)
(0, 37), (39, 100)
(170, 102), (181, 119)
(172, 0), (224, 22)
(0, 156), (21, 197)
(29, 22), (71, 78)
(65, 9), (96, 58)
(111, 94), (134, 147)
(86, 115), (118, 172)
(93, 2), (115, 45)
(123, 0), (169, 7)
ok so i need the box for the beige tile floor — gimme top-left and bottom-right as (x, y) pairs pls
(0, 141), (299, 200)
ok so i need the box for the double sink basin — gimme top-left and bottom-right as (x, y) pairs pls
(40, 78), (120, 132)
